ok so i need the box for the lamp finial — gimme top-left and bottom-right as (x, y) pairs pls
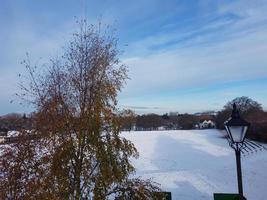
(231, 103), (240, 119)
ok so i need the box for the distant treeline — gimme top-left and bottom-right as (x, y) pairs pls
(0, 113), (32, 135)
(121, 97), (267, 143)
(1, 97), (267, 143)
(121, 112), (215, 131)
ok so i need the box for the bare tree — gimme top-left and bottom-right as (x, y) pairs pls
(0, 20), (163, 199)
(223, 96), (262, 114)
(216, 96), (263, 129)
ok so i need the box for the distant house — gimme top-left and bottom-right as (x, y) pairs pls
(0, 130), (33, 144)
(157, 126), (166, 131)
(197, 120), (215, 129)
(194, 124), (200, 129)
(131, 123), (137, 131)
(7, 131), (21, 137)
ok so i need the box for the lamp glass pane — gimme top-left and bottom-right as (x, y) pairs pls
(242, 126), (248, 141)
(229, 126), (247, 142)
(225, 125), (232, 140)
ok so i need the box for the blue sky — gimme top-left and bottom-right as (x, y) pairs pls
(0, 0), (267, 115)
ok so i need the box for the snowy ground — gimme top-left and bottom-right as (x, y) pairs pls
(122, 130), (267, 200)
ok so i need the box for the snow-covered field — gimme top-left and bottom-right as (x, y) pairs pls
(122, 130), (267, 200)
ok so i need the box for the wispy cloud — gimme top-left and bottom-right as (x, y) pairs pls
(122, 28), (267, 96)
(122, 106), (163, 110)
(118, 0), (267, 113)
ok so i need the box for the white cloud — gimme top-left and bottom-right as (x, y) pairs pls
(119, 0), (267, 104)
(121, 27), (267, 98)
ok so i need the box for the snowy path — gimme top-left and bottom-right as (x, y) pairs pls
(122, 130), (267, 200)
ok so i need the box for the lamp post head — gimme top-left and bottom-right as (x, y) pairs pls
(224, 103), (250, 144)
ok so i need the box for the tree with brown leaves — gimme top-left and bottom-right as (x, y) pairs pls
(0, 20), (163, 200)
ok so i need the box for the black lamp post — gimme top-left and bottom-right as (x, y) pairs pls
(224, 103), (250, 200)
